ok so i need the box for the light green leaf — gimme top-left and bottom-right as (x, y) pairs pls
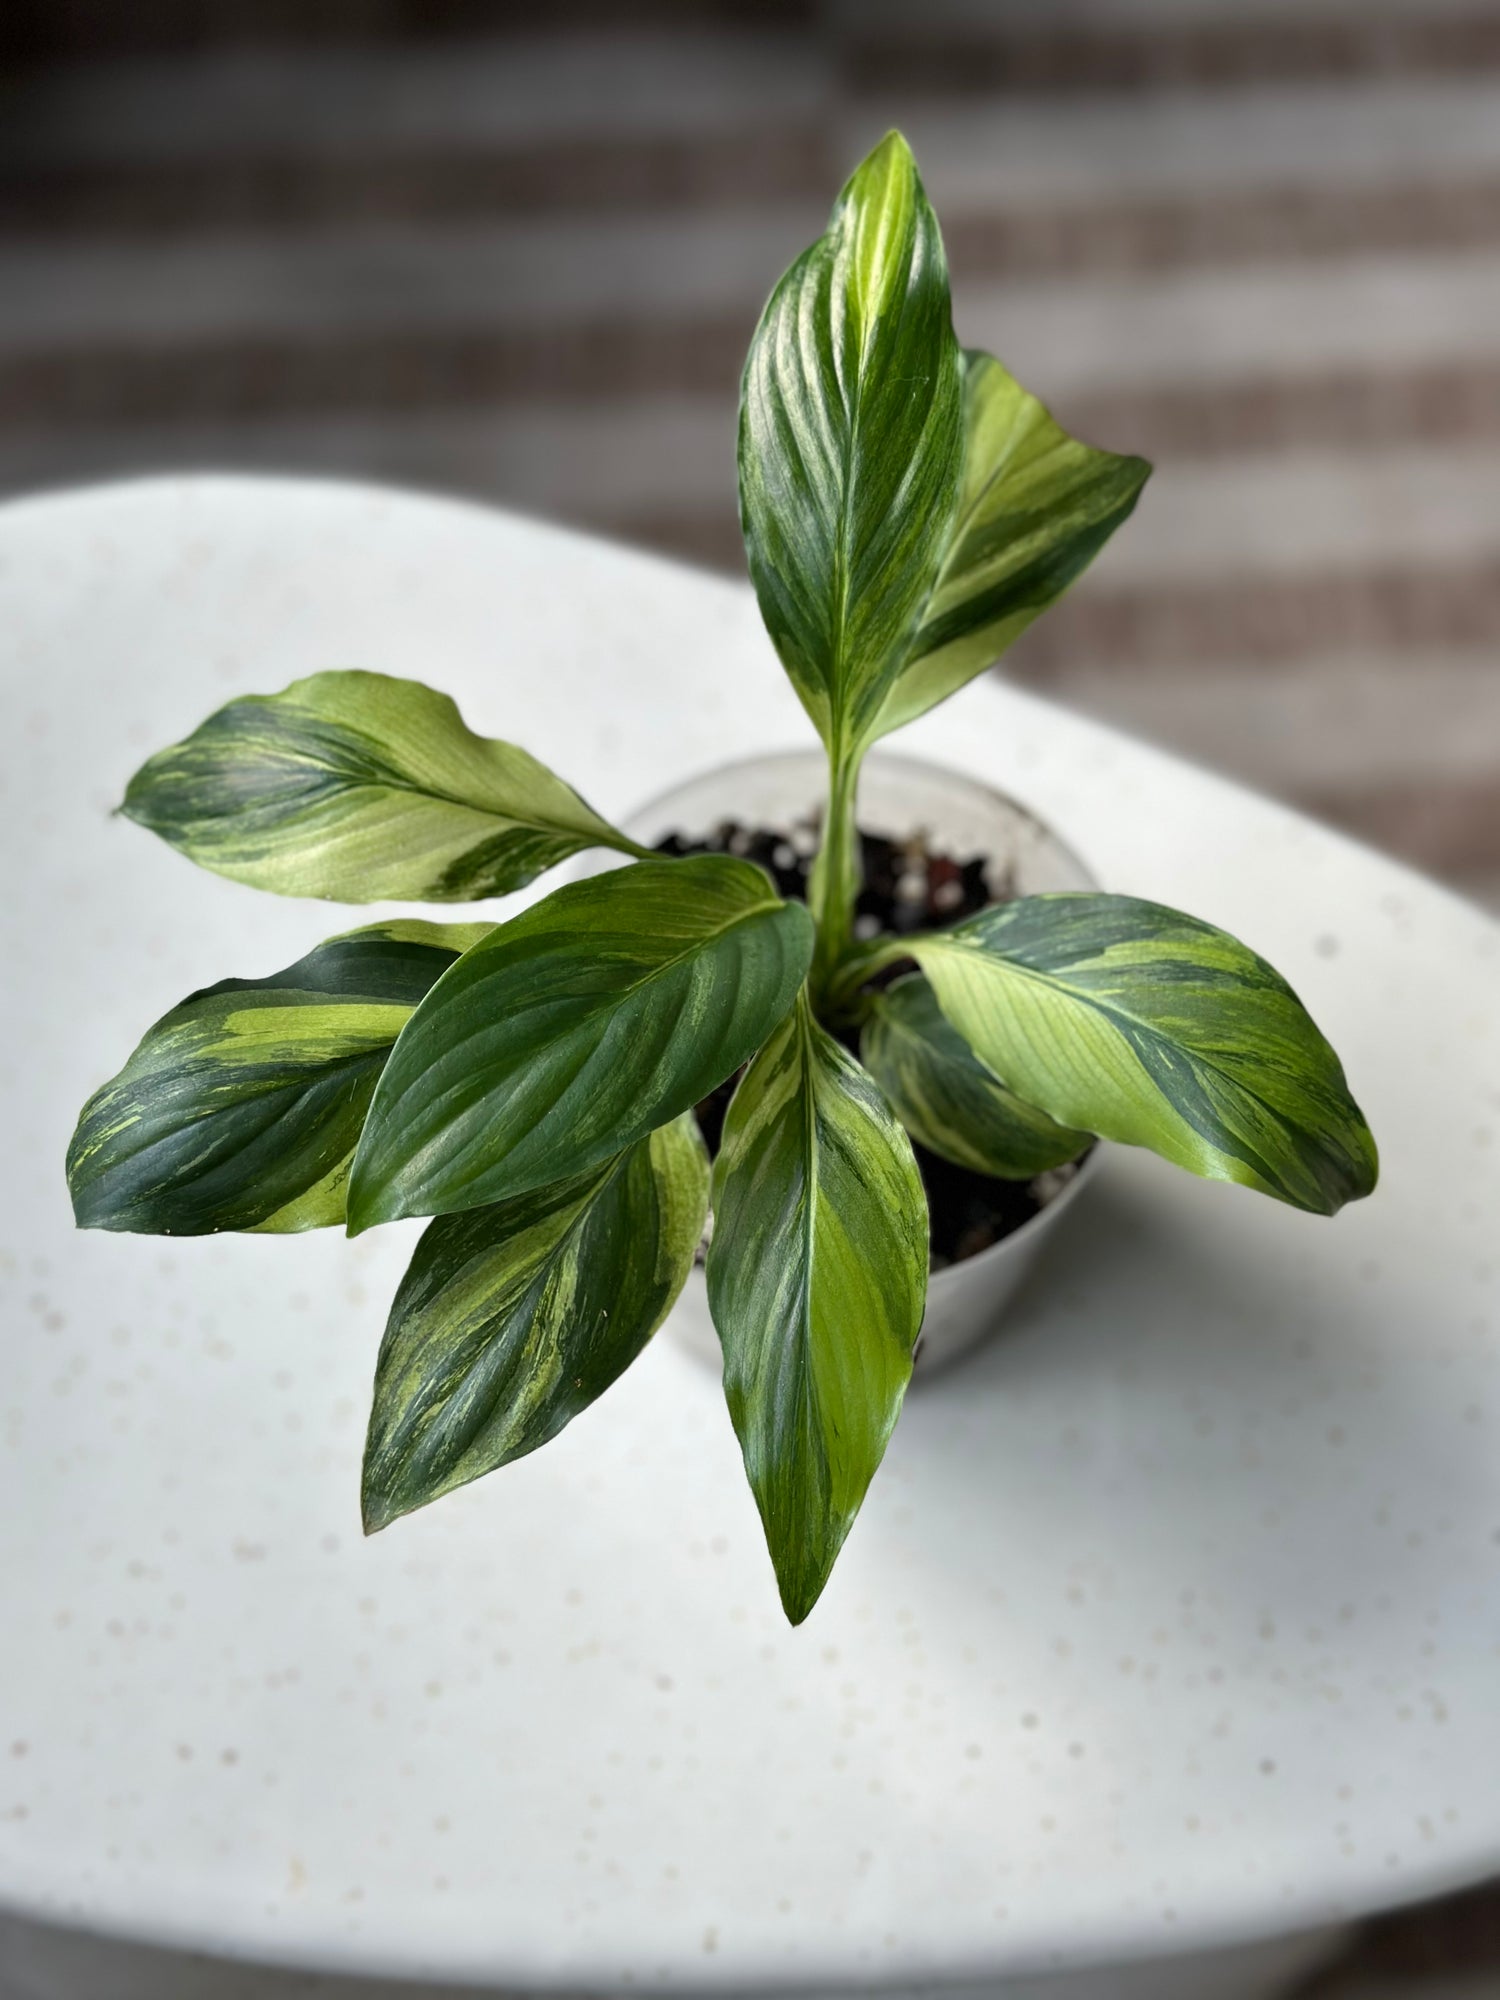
(362, 1115), (709, 1532)
(873, 349), (1151, 738)
(738, 130), (964, 754)
(121, 669), (639, 903)
(348, 857), (814, 1232)
(908, 895), (1378, 1215)
(707, 995), (927, 1624)
(66, 920), (491, 1236)
(862, 973), (1088, 1178)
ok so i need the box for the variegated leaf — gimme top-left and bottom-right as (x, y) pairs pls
(363, 1115), (709, 1532)
(348, 857), (814, 1232)
(906, 895), (1378, 1215)
(873, 350), (1151, 739)
(121, 669), (640, 903)
(67, 920), (491, 1235)
(738, 130), (963, 755)
(862, 973), (1088, 1178)
(707, 995), (927, 1624)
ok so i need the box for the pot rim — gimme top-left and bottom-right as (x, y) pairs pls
(923, 1134), (1103, 1293)
(646, 743), (1100, 894)
(622, 744), (1107, 1293)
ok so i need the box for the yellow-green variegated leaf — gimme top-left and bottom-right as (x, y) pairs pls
(862, 973), (1088, 1178)
(348, 857), (814, 1232)
(121, 669), (639, 903)
(66, 920), (491, 1236)
(706, 995), (927, 1624)
(873, 350), (1151, 739)
(908, 895), (1378, 1215)
(738, 131), (963, 754)
(362, 1115), (708, 1533)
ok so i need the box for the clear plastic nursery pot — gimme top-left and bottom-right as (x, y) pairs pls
(621, 749), (1104, 1377)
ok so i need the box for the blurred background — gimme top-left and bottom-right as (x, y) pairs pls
(2, 0), (1499, 918)
(1, 1), (1497, 1991)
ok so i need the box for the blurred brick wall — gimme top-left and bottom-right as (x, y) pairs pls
(2, 0), (1497, 909)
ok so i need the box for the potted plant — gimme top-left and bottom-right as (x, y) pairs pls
(65, 133), (1377, 1625)
(613, 744), (1107, 1384)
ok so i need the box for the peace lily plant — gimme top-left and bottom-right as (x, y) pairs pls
(66, 135), (1377, 1624)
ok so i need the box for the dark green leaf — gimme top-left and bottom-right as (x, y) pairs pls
(362, 1115), (709, 1532)
(66, 920), (490, 1235)
(738, 130), (963, 754)
(909, 895), (1378, 1214)
(862, 973), (1088, 1178)
(873, 350), (1151, 738)
(121, 669), (638, 903)
(348, 857), (814, 1232)
(707, 995), (927, 1624)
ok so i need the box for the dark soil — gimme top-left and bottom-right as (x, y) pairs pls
(655, 814), (1083, 1271)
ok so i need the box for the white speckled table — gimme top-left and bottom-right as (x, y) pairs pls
(1, 478), (1497, 1998)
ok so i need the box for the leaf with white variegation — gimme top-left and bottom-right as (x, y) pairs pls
(707, 995), (927, 1624)
(348, 857), (814, 1232)
(905, 894), (1377, 1215)
(738, 131), (963, 754)
(66, 920), (491, 1235)
(862, 973), (1088, 1178)
(362, 1115), (709, 1532)
(122, 669), (641, 902)
(873, 350), (1150, 739)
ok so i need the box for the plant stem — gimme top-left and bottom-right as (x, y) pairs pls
(823, 934), (908, 1019)
(808, 742), (864, 1009)
(613, 834), (668, 863)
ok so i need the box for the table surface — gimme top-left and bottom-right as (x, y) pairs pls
(1, 475), (1498, 1992)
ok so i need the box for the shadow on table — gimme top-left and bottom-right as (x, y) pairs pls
(893, 1164), (1490, 1644)
(6, 1911), (548, 1999)
(0, 1906), (1352, 2000)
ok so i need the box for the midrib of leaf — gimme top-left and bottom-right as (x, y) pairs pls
(794, 1000), (826, 1447)
(943, 940), (1248, 1076)
(932, 940), (1313, 1185)
(536, 889), (791, 1013)
(272, 719), (605, 839)
(832, 239), (919, 737)
(116, 1046), (383, 1177)
(391, 887), (788, 1091)
(829, 235), (859, 732)
(424, 1164), (616, 1465)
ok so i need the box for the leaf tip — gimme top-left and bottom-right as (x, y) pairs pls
(117, 736), (171, 810)
(344, 1156), (399, 1238)
(1340, 1118), (1381, 1210)
(1289, 1104), (1379, 1216)
(776, 1562), (831, 1628)
(764, 1522), (846, 1627)
(871, 125), (915, 168)
(844, 128), (922, 213)
(342, 1184), (385, 1239)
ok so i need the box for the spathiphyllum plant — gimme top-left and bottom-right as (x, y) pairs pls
(66, 133), (1377, 1624)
